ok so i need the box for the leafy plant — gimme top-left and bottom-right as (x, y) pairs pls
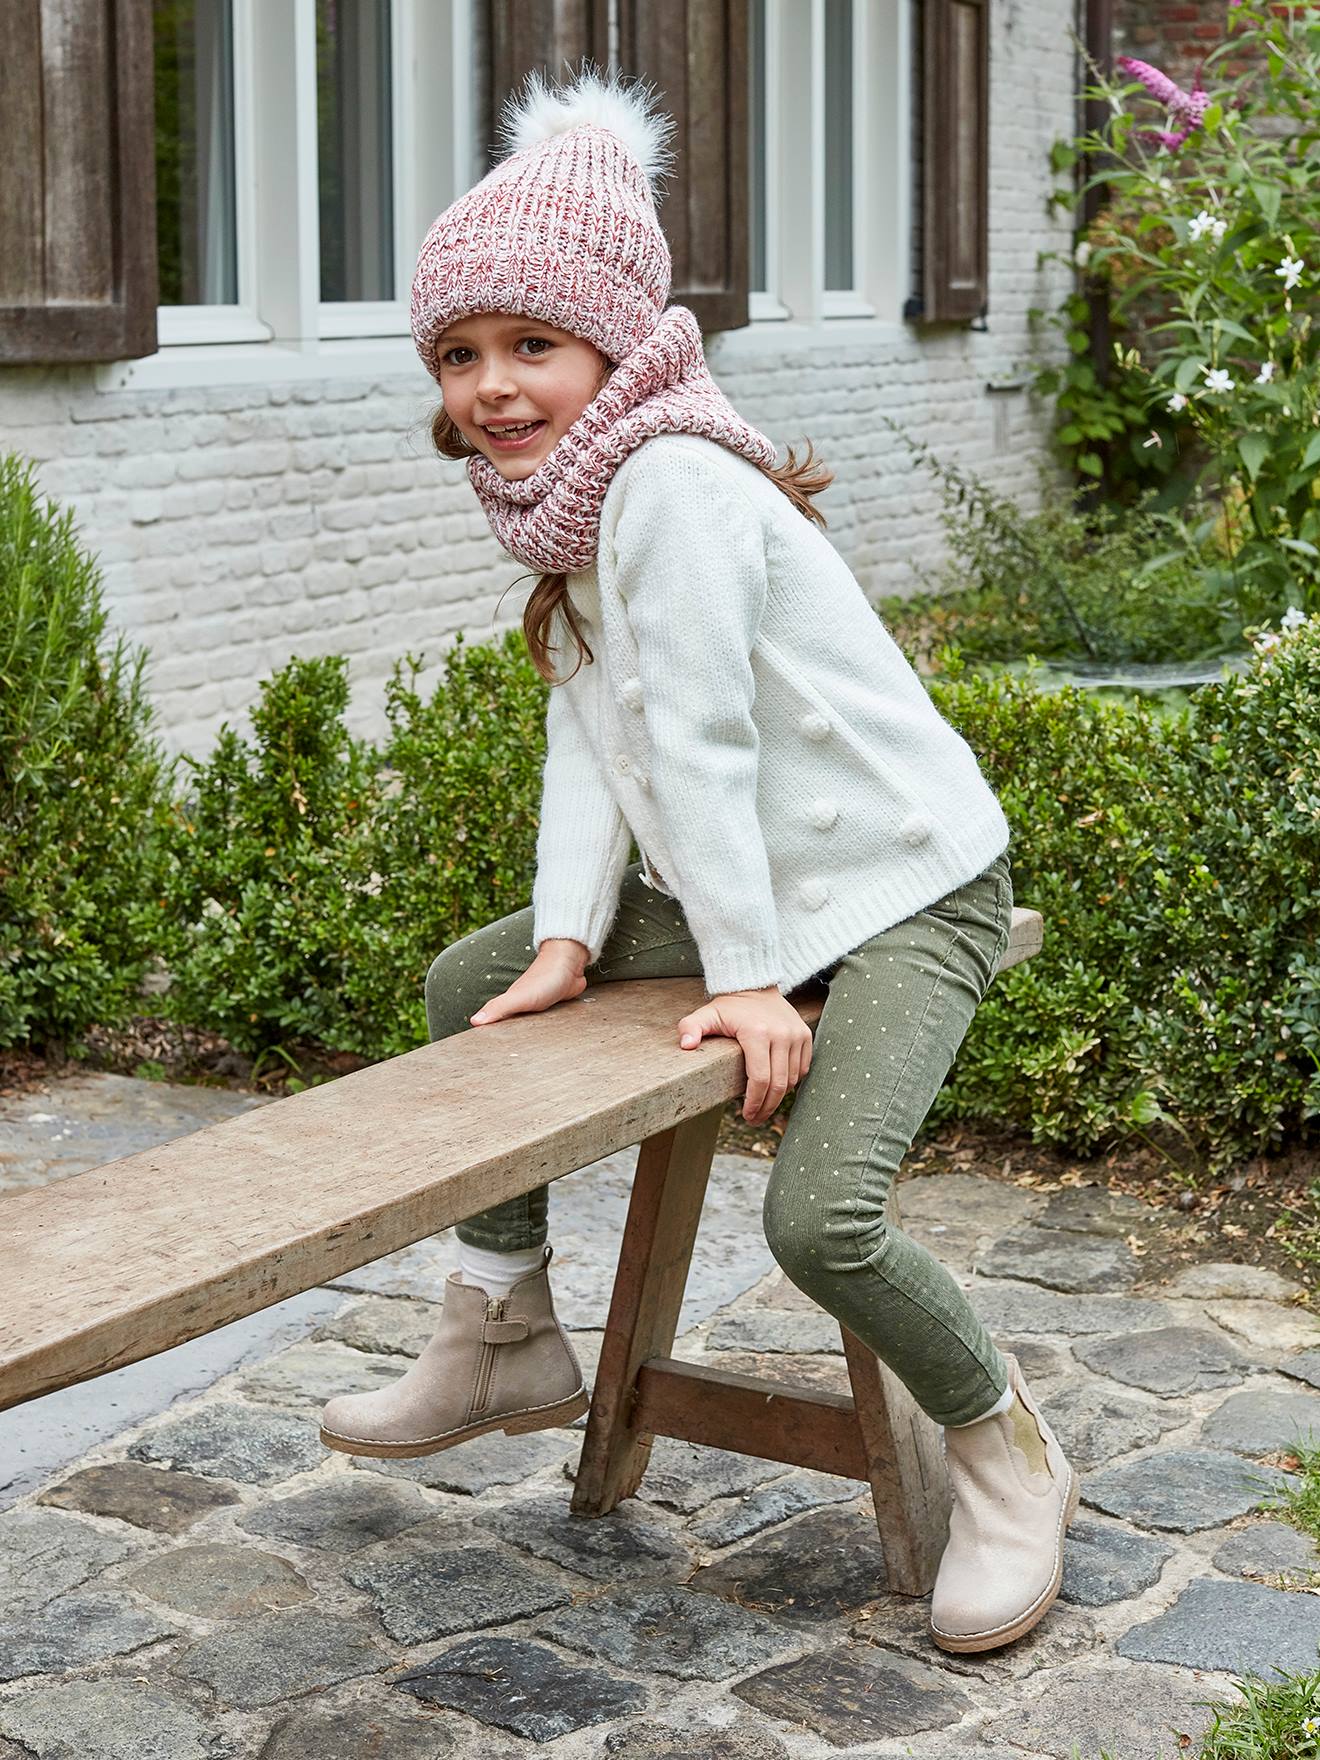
(874, 421), (1242, 665)
(0, 454), (174, 1050)
(1046, 2), (1320, 611)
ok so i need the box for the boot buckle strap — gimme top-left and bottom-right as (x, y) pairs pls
(483, 1317), (529, 1343)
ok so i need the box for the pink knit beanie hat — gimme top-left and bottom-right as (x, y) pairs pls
(410, 67), (678, 378)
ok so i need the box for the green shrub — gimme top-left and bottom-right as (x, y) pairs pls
(0, 454), (173, 1050)
(927, 609), (1319, 1175)
(161, 655), (388, 1058)
(354, 633), (555, 1055)
(162, 631), (551, 1060)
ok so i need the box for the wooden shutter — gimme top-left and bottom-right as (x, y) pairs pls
(486, 0), (608, 150)
(615, 0), (750, 335)
(918, 0), (989, 324)
(484, 0), (751, 337)
(0, 0), (157, 364)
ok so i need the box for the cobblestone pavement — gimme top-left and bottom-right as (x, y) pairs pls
(4, 1075), (1320, 1758)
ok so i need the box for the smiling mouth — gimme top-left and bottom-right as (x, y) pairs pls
(483, 419), (547, 448)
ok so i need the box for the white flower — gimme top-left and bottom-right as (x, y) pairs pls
(1281, 605), (1308, 632)
(1254, 361), (1276, 384)
(1075, 239), (1093, 269)
(1253, 628), (1282, 652)
(1187, 209), (1226, 244)
(1167, 392), (1189, 412)
(1203, 366), (1236, 393)
(1276, 254), (1305, 291)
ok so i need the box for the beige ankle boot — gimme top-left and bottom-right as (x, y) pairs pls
(319, 1244), (588, 1458)
(928, 1351), (1080, 1653)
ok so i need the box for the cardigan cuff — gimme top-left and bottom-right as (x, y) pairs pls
(700, 939), (784, 999)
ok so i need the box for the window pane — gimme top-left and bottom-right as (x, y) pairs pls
(823, 0), (854, 292)
(317, 0), (395, 303)
(749, 0), (768, 294)
(154, 0), (238, 306)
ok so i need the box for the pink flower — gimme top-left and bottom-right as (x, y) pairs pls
(1116, 54), (1211, 150)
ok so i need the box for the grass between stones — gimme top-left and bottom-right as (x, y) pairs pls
(1256, 1438), (1320, 1547)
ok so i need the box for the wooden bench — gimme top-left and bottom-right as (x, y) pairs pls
(0, 906), (1042, 1596)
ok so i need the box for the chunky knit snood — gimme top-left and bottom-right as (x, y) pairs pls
(466, 304), (777, 575)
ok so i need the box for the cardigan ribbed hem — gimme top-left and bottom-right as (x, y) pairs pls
(775, 811), (1011, 994)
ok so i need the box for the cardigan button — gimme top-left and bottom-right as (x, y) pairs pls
(798, 878), (830, 910)
(799, 712), (831, 742)
(613, 753), (632, 776)
(809, 797), (839, 831)
(618, 676), (644, 711)
(900, 812), (934, 847)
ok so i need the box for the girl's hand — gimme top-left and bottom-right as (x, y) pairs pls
(676, 987), (813, 1126)
(470, 939), (589, 1025)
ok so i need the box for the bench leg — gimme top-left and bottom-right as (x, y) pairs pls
(839, 1326), (952, 1597)
(569, 1104), (722, 1518)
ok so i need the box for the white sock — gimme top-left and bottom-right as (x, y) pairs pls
(945, 1380), (1016, 1427)
(456, 1240), (548, 1299)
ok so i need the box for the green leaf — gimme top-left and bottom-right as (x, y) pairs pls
(1210, 317), (1262, 347)
(1238, 432), (1270, 483)
(1077, 452), (1104, 478)
(1302, 433), (1320, 470)
(1174, 356), (1204, 393)
(1250, 179), (1282, 229)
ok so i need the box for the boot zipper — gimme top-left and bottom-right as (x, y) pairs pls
(472, 1296), (507, 1413)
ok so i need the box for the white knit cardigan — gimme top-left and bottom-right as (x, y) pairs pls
(530, 433), (1011, 997)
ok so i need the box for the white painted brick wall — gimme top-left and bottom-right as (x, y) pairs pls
(0, 0), (1075, 757)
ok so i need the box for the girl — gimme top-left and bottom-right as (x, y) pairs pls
(321, 68), (1078, 1655)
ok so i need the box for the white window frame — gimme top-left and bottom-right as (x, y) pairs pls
(102, 0), (474, 389)
(744, 0), (912, 337)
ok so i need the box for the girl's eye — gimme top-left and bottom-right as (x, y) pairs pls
(441, 346), (475, 366)
(519, 337), (553, 355)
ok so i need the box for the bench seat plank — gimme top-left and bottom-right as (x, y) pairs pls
(0, 907), (1041, 1412)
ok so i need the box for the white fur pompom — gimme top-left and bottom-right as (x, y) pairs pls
(496, 63), (677, 192)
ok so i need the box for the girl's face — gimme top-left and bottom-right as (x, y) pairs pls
(436, 313), (610, 479)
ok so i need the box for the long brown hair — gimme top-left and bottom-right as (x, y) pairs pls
(430, 395), (834, 687)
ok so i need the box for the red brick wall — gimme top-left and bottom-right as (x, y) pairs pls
(1113, 3), (1248, 88)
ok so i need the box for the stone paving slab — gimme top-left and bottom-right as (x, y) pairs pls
(8, 1072), (1320, 1758)
(0, 1072), (266, 1194)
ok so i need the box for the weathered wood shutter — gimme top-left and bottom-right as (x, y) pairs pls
(916, 0), (989, 324)
(484, 0), (751, 336)
(0, 0), (157, 364)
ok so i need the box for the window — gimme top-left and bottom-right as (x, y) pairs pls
(746, 0), (913, 327)
(317, 0), (395, 305)
(822, 0), (854, 294)
(154, 0), (238, 306)
(144, 0), (475, 363)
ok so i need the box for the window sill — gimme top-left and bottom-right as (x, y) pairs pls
(708, 314), (938, 355)
(94, 335), (433, 393)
